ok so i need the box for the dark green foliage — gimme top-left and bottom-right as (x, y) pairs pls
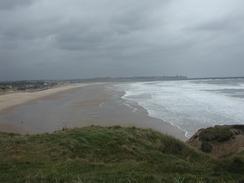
(220, 156), (244, 174)
(199, 126), (234, 142)
(0, 126), (243, 183)
(201, 141), (213, 153)
(232, 125), (244, 132)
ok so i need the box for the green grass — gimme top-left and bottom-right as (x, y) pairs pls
(0, 126), (243, 183)
(199, 126), (234, 142)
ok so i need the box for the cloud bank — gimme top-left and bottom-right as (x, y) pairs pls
(0, 0), (244, 80)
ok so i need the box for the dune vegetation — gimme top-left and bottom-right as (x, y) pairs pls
(0, 126), (243, 183)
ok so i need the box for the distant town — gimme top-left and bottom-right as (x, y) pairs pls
(1, 75), (244, 94)
(0, 80), (60, 94)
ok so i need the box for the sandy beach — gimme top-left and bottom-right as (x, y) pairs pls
(0, 84), (87, 112)
(0, 83), (186, 140)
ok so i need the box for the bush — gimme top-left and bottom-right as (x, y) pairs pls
(228, 156), (244, 173)
(199, 126), (233, 142)
(201, 141), (213, 153)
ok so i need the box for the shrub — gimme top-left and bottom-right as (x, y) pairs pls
(199, 126), (233, 142)
(201, 141), (212, 153)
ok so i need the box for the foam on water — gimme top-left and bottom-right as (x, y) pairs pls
(118, 79), (244, 137)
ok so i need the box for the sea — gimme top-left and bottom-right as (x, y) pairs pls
(118, 78), (244, 137)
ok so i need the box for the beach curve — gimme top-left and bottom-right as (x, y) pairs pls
(0, 84), (87, 112)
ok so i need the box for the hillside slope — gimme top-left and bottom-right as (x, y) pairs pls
(187, 125), (244, 158)
(0, 126), (243, 183)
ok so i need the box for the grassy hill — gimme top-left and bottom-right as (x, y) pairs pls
(0, 126), (243, 183)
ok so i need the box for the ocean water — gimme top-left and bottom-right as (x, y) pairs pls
(118, 79), (244, 137)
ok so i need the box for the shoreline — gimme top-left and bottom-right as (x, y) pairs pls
(0, 83), (186, 140)
(116, 88), (187, 140)
(0, 84), (87, 112)
(120, 89), (190, 138)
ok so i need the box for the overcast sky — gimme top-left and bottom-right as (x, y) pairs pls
(0, 0), (244, 80)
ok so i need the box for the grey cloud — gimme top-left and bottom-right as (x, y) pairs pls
(0, 0), (34, 10)
(54, 26), (112, 51)
(191, 15), (243, 33)
(53, 1), (167, 51)
(0, 0), (244, 80)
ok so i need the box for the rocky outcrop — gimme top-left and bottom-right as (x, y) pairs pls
(187, 125), (244, 158)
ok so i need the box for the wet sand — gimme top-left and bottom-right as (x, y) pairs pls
(0, 83), (186, 140)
